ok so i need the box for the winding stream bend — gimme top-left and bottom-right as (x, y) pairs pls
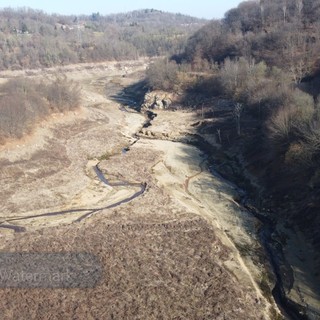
(75, 163), (146, 222)
(243, 200), (307, 320)
(0, 160), (147, 229)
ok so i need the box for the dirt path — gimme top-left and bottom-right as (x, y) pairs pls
(181, 154), (266, 304)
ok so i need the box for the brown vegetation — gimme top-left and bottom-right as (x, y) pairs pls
(146, 59), (179, 91)
(0, 76), (80, 142)
(0, 214), (267, 320)
(0, 8), (205, 70)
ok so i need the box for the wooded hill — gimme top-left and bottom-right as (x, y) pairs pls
(183, 0), (320, 82)
(0, 8), (206, 70)
(147, 0), (320, 277)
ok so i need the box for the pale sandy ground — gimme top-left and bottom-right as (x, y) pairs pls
(0, 61), (287, 318)
(136, 115), (278, 317)
(144, 110), (320, 317)
(142, 139), (265, 291)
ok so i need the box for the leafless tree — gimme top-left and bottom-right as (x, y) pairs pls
(260, 0), (265, 26)
(296, 0), (303, 24)
(233, 102), (243, 136)
(282, 0), (288, 23)
(217, 129), (222, 144)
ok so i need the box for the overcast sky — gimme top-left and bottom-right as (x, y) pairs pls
(0, 0), (244, 19)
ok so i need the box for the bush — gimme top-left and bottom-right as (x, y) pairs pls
(0, 76), (81, 142)
(269, 92), (314, 143)
(285, 142), (313, 168)
(146, 58), (179, 91)
(45, 75), (81, 112)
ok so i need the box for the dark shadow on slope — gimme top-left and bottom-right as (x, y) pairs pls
(110, 79), (149, 112)
(299, 72), (320, 103)
(180, 76), (224, 106)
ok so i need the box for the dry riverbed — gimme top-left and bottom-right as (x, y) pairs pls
(0, 60), (280, 319)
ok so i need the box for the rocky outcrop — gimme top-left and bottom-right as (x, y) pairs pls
(141, 90), (178, 110)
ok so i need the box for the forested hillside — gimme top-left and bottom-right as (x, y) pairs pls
(183, 0), (320, 82)
(0, 8), (205, 70)
(147, 0), (320, 286)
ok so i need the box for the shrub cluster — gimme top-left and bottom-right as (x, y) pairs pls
(0, 76), (80, 142)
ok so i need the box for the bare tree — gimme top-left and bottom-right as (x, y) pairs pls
(296, 0), (303, 24)
(282, 0), (287, 23)
(260, 0), (265, 26)
(269, 106), (292, 142)
(289, 59), (308, 84)
(233, 102), (243, 136)
(220, 58), (240, 97)
(217, 129), (222, 144)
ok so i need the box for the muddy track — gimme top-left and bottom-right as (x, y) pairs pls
(0, 224), (26, 233)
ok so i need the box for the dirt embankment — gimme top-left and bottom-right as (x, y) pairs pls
(0, 62), (280, 319)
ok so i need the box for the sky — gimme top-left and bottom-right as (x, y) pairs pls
(0, 0), (244, 19)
